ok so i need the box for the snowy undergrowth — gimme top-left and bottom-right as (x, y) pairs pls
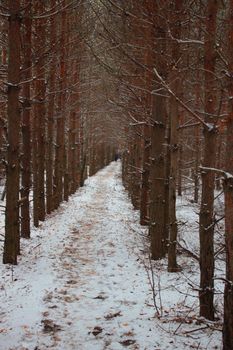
(0, 162), (222, 349)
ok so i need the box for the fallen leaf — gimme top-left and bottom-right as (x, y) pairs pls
(123, 331), (135, 337)
(91, 326), (103, 336)
(93, 294), (108, 300)
(119, 339), (136, 347)
(104, 311), (122, 320)
(0, 329), (8, 334)
(42, 319), (62, 333)
(66, 280), (77, 285)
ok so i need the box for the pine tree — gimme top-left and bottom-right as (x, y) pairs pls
(3, 0), (21, 264)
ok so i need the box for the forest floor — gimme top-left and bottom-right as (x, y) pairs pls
(0, 162), (223, 350)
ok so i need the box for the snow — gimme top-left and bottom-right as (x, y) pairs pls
(0, 162), (222, 349)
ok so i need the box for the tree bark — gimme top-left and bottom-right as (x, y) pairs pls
(149, 14), (167, 260)
(167, 0), (183, 272)
(3, 0), (21, 264)
(21, 0), (32, 238)
(223, 1), (233, 347)
(46, 0), (56, 214)
(36, 1), (46, 221)
(32, 1), (46, 224)
(54, 10), (67, 208)
(199, 0), (218, 321)
(140, 5), (152, 226)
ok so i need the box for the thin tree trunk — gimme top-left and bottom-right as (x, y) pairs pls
(21, 0), (32, 238)
(32, 1), (46, 224)
(215, 135), (222, 190)
(223, 138), (233, 350)
(3, 0), (21, 264)
(149, 13), (167, 260)
(223, 1), (233, 347)
(140, 11), (152, 226)
(46, 0), (56, 214)
(32, 101), (39, 226)
(167, 92), (179, 271)
(194, 124), (200, 203)
(36, 1), (46, 221)
(177, 144), (182, 196)
(54, 10), (67, 208)
(140, 122), (151, 225)
(164, 120), (170, 249)
(168, 0), (183, 272)
(63, 8), (70, 202)
(80, 113), (87, 187)
(199, 0), (218, 321)
(69, 111), (76, 194)
(64, 150), (69, 201)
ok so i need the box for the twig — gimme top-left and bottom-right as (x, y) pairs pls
(153, 67), (209, 129)
(200, 166), (233, 179)
(183, 326), (209, 334)
(147, 254), (161, 316)
(177, 241), (199, 261)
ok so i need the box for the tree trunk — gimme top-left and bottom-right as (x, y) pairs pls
(194, 29), (202, 204)
(177, 144), (182, 196)
(46, 0), (56, 214)
(194, 124), (200, 203)
(54, 10), (67, 208)
(168, 0), (183, 272)
(63, 10), (69, 202)
(199, 0), (218, 321)
(21, 0), (32, 238)
(3, 0), (21, 264)
(167, 91), (179, 271)
(149, 15), (167, 260)
(36, 1), (46, 221)
(223, 1), (233, 348)
(140, 122), (151, 226)
(69, 110), (77, 194)
(223, 176), (233, 350)
(32, 103), (39, 226)
(140, 9), (152, 226)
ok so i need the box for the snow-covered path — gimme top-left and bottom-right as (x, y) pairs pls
(0, 162), (222, 349)
(0, 162), (155, 350)
(38, 162), (155, 350)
